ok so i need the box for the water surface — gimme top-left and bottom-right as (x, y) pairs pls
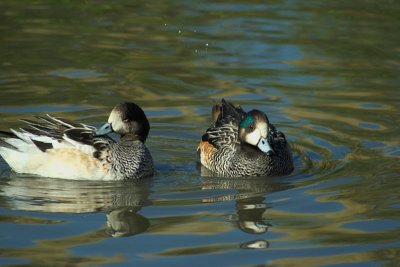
(0, 0), (399, 266)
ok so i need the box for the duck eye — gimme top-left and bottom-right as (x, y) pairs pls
(248, 123), (255, 130)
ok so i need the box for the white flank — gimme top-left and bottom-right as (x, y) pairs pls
(0, 125), (110, 180)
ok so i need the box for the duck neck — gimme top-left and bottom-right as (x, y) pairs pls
(239, 143), (264, 158)
(121, 133), (145, 143)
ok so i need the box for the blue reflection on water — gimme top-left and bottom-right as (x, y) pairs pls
(358, 122), (381, 130)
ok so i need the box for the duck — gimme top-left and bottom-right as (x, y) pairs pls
(0, 102), (154, 180)
(197, 99), (294, 177)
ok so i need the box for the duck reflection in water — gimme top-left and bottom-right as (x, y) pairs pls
(201, 175), (291, 249)
(106, 207), (150, 238)
(0, 173), (151, 238)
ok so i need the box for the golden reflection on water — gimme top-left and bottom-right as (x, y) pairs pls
(269, 250), (381, 267)
(149, 218), (231, 235)
(284, 107), (387, 130)
(268, 199), (368, 243)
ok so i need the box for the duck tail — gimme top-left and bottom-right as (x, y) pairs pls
(211, 102), (222, 126)
(213, 99), (246, 126)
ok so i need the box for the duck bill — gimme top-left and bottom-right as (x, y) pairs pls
(257, 137), (273, 155)
(96, 122), (113, 136)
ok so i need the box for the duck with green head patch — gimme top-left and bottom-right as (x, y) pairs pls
(197, 99), (294, 177)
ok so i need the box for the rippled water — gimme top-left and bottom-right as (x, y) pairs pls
(1, 1), (399, 266)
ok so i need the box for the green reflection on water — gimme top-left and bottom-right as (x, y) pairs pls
(0, 0), (399, 266)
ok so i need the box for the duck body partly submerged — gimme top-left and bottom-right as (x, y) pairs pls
(197, 99), (294, 177)
(0, 102), (154, 180)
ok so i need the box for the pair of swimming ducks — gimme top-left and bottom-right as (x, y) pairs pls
(0, 100), (294, 180)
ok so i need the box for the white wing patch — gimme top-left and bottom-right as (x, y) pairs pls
(0, 114), (112, 179)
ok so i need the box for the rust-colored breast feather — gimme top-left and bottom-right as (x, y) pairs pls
(198, 140), (217, 167)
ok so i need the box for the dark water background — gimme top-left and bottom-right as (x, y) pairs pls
(0, 1), (399, 266)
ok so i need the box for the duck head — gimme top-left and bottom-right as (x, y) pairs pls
(96, 102), (150, 142)
(238, 110), (274, 155)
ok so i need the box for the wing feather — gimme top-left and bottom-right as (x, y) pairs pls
(203, 122), (239, 149)
(204, 99), (245, 149)
(214, 99), (246, 127)
(1, 114), (112, 155)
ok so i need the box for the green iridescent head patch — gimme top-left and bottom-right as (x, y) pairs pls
(240, 115), (254, 128)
